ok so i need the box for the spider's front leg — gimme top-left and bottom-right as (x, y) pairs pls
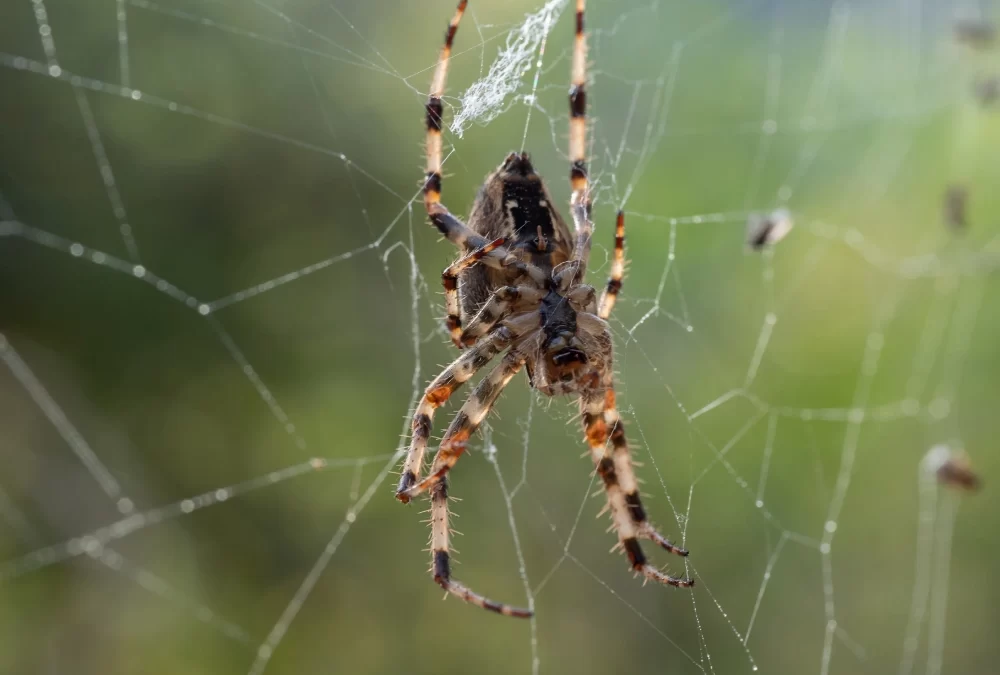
(422, 0), (467, 218)
(581, 386), (693, 588)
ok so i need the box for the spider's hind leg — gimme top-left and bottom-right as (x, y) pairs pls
(582, 389), (693, 587)
(428, 478), (533, 618)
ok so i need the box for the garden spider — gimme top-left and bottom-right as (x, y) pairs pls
(395, 0), (693, 618)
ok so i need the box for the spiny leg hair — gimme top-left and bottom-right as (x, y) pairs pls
(423, 0), (466, 214)
(582, 388), (693, 586)
(597, 211), (625, 319)
(405, 349), (528, 501)
(424, 347), (536, 618)
(431, 477), (533, 617)
(423, 0), (557, 347)
(569, 0), (593, 282)
(459, 286), (546, 347)
(396, 326), (514, 502)
(442, 237), (506, 347)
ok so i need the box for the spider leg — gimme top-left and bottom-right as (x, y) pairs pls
(459, 286), (545, 346)
(396, 326), (514, 503)
(429, 477), (533, 618)
(568, 0), (593, 280)
(597, 211), (625, 319)
(568, 0), (588, 196)
(441, 243), (547, 349)
(551, 262), (597, 312)
(405, 349), (528, 500)
(442, 237), (506, 347)
(421, 0), (488, 254)
(423, 0), (466, 210)
(429, 206), (488, 250)
(602, 392), (689, 558)
(566, 284), (597, 314)
(581, 389), (693, 587)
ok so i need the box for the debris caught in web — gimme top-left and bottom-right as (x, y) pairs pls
(953, 18), (996, 49)
(923, 445), (981, 491)
(449, 0), (567, 136)
(746, 208), (794, 250)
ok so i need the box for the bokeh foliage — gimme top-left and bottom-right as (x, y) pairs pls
(2, 1), (999, 674)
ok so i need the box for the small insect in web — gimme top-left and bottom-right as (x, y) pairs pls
(746, 208), (794, 251)
(953, 18), (996, 49)
(394, 0), (692, 618)
(943, 185), (968, 232)
(924, 445), (981, 492)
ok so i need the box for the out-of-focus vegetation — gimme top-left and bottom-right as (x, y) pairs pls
(1, 1), (999, 674)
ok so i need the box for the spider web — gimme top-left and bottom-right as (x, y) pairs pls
(2, 1), (999, 674)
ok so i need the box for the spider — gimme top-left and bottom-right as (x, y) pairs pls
(395, 0), (693, 618)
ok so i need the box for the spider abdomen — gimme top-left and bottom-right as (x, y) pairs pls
(460, 152), (573, 321)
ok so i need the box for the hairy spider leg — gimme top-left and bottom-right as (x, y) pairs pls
(442, 237), (506, 347)
(459, 286), (547, 346)
(581, 387), (694, 587)
(443, 243), (548, 348)
(424, 0), (466, 214)
(430, 476), (533, 617)
(568, 0), (594, 282)
(396, 326), (514, 502)
(568, 0), (588, 196)
(421, 0), (487, 343)
(420, 4), (553, 345)
(406, 348), (528, 500)
(425, 348), (536, 617)
(597, 211), (626, 319)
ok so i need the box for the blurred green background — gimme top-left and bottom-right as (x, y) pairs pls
(2, 1), (999, 674)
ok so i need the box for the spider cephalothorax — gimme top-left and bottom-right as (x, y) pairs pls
(395, 0), (693, 619)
